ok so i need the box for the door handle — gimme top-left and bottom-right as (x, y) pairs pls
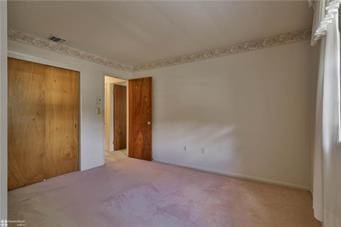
(147, 121), (151, 125)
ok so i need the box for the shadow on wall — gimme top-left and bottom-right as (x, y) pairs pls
(153, 122), (241, 173)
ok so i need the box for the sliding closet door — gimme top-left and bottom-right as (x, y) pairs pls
(8, 58), (79, 190)
(8, 58), (46, 190)
(44, 65), (80, 178)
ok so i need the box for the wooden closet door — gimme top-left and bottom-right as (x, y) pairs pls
(128, 77), (152, 161)
(8, 58), (79, 190)
(43, 66), (80, 178)
(8, 58), (46, 189)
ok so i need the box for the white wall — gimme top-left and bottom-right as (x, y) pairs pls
(8, 38), (317, 190)
(8, 41), (130, 171)
(0, 0), (7, 221)
(133, 41), (317, 189)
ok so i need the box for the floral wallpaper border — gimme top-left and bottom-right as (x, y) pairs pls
(132, 28), (311, 71)
(9, 28), (311, 72)
(8, 29), (133, 72)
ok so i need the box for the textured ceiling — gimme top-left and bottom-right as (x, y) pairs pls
(8, 1), (313, 66)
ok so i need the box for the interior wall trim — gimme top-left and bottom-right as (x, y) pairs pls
(9, 28), (311, 73)
(0, 0), (7, 221)
(8, 29), (133, 72)
(132, 28), (311, 71)
(154, 159), (310, 191)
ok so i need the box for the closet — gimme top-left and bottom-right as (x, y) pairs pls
(8, 58), (80, 190)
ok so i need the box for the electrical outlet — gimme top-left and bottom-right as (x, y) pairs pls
(96, 107), (101, 115)
(96, 97), (102, 115)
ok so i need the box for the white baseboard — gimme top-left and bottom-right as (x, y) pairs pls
(153, 158), (310, 191)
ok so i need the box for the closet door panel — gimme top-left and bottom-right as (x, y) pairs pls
(43, 67), (80, 178)
(8, 58), (47, 189)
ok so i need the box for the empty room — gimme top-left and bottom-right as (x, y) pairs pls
(0, 0), (340, 226)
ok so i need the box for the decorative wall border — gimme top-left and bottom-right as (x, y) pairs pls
(8, 29), (133, 72)
(132, 28), (311, 71)
(8, 28), (311, 72)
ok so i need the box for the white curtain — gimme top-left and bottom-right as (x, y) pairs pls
(312, 0), (341, 226)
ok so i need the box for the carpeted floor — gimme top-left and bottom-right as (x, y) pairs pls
(105, 149), (127, 163)
(9, 152), (321, 227)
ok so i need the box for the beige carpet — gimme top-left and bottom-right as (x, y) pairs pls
(9, 153), (321, 227)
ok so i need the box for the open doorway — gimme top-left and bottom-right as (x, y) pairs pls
(105, 76), (152, 162)
(104, 76), (128, 162)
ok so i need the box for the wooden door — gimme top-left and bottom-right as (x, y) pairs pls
(128, 77), (152, 161)
(8, 58), (79, 190)
(114, 84), (127, 150)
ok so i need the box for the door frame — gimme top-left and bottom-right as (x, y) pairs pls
(0, 0), (7, 220)
(103, 75), (128, 157)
